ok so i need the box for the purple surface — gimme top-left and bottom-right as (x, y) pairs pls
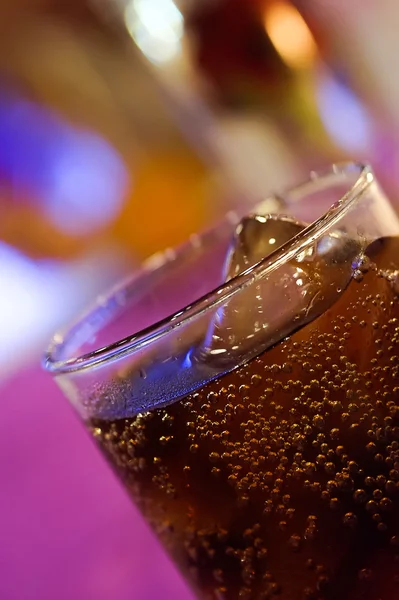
(0, 364), (193, 600)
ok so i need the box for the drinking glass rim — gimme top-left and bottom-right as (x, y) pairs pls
(43, 162), (373, 376)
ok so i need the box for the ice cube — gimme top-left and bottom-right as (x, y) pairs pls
(197, 214), (362, 365)
(223, 214), (307, 280)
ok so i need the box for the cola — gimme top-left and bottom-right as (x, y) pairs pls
(89, 231), (399, 600)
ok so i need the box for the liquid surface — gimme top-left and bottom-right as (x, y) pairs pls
(90, 237), (399, 600)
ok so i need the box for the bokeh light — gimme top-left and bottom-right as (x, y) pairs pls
(0, 241), (126, 379)
(0, 91), (128, 235)
(124, 0), (184, 65)
(264, 1), (318, 69)
(316, 70), (372, 153)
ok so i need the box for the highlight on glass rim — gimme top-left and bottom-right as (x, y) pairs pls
(43, 162), (399, 600)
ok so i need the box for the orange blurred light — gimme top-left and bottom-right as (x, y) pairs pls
(264, 1), (317, 69)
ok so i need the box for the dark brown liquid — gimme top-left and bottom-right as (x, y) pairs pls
(90, 238), (399, 600)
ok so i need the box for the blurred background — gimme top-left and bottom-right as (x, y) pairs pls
(1, 0), (399, 380)
(1, 2), (399, 598)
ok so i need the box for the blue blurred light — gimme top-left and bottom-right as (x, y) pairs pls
(316, 71), (372, 153)
(0, 91), (128, 235)
(43, 129), (128, 234)
(0, 240), (126, 379)
(0, 242), (65, 374)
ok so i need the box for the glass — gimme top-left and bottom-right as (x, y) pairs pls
(44, 163), (399, 599)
